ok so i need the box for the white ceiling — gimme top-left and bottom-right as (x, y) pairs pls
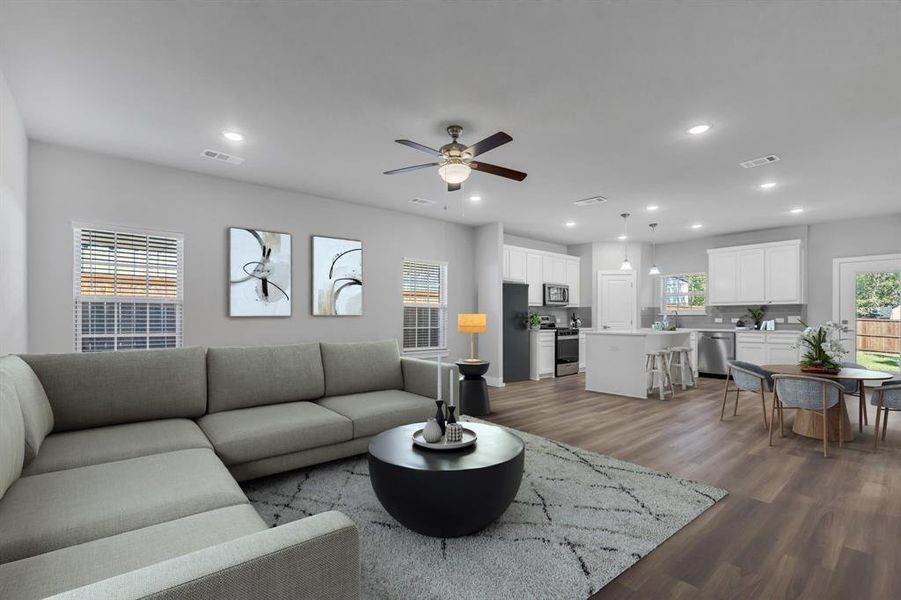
(1, 1), (899, 244)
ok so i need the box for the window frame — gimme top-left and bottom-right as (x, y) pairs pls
(401, 258), (449, 356)
(73, 222), (185, 352)
(659, 271), (708, 315)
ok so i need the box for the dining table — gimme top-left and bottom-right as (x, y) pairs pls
(761, 364), (894, 442)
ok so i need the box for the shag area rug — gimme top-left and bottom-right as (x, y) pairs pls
(243, 419), (726, 599)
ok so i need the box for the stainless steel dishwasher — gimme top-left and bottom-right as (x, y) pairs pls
(697, 331), (735, 376)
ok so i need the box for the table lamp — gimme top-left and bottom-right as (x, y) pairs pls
(457, 313), (487, 363)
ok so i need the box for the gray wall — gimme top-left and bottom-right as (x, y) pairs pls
(27, 142), (478, 356)
(0, 72), (28, 354)
(476, 223), (504, 385)
(503, 233), (567, 254)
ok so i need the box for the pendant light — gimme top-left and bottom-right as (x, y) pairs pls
(619, 213), (632, 271)
(648, 223), (661, 275)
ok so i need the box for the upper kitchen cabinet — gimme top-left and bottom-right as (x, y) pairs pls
(503, 246), (527, 283)
(542, 255), (567, 285)
(707, 240), (804, 305)
(565, 257), (580, 307)
(526, 252), (543, 306)
(503, 244), (580, 307)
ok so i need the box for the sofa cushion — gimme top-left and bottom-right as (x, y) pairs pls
(21, 347), (207, 432)
(0, 379), (25, 500)
(317, 390), (435, 438)
(22, 419), (212, 476)
(320, 340), (404, 396)
(0, 504), (266, 600)
(207, 344), (325, 413)
(0, 356), (54, 462)
(198, 402), (353, 465)
(0, 448), (247, 564)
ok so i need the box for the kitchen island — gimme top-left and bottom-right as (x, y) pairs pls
(584, 329), (693, 399)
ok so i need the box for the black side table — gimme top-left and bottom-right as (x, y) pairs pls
(456, 360), (490, 416)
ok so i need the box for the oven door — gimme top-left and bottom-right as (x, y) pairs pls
(555, 334), (579, 376)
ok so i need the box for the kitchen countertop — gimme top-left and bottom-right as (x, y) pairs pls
(586, 327), (801, 336)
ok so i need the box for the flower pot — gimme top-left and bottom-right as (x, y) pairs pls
(800, 365), (841, 375)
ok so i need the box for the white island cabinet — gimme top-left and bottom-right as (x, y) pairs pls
(584, 329), (693, 399)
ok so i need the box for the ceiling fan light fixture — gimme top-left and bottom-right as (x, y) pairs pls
(438, 162), (471, 184)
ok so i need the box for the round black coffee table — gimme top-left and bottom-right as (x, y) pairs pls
(368, 422), (524, 537)
(456, 360), (490, 416)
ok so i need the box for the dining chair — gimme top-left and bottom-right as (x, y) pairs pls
(769, 374), (845, 458)
(872, 381), (901, 451)
(837, 361), (868, 430)
(721, 360), (772, 429)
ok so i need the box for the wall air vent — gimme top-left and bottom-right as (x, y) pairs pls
(409, 197), (436, 206)
(200, 149), (245, 165)
(574, 195), (608, 206)
(739, 154), (780, 169)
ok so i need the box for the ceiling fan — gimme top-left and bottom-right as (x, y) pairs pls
(384, 125), (527, 192)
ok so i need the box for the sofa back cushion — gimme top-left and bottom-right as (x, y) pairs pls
(0, 355), (54, 462)
(21, 347), (207, 432)
(320, 340), (404, 397)
(0, 378), (25, 499)
(206, 344), (325, 413)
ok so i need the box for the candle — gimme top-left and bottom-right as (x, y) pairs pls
(436, 355), (442, 401)
(448, 369), (455, 407)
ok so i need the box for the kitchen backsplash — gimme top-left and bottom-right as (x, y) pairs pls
(641, 304), (807, 330)
(536, 307), (592, 328)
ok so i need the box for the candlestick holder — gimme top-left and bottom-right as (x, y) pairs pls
(434, 400), (446, 435)
(446, 405), (457, 426)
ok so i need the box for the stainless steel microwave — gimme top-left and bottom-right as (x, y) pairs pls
(543, 283), (569, 306)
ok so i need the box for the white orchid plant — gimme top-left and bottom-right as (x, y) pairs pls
(793, 320), (849, 371)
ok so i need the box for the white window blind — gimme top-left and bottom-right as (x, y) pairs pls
(402, 259), (447, 352)
(74, 225), (184, 352)
(660, 272), (707, 314)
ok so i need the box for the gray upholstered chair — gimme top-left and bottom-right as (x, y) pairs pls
(722, 360), (772, 429)
(872, 381), (901, 451)
(837, 361), (868, 430)
(770, 374), (846, 457)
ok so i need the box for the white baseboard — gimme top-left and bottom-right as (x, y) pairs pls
(486, 376), (505, 388)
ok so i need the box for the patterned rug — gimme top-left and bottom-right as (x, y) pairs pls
(243, 419), (726, 599)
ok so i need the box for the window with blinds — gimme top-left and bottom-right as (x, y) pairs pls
(660, 272), (707, 314)
(74, 225), (184, 352)
(402, 259), (448, 352)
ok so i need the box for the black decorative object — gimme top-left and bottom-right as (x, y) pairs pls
(456, 361), (491, 416)
(446, 405), (457, 425)
(435, 400), (446, 435)
(368, 423), (525, 537)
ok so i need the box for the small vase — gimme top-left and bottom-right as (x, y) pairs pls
(446, 405), (457, 425)
(422, 418), (443, 443)
(435, 400), (446, 435)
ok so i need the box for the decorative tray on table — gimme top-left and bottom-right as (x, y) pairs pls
(412, 427), (478, 450)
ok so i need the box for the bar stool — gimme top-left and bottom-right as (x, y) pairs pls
(667, 346), (695, 390)
(645, 351), (674, 400)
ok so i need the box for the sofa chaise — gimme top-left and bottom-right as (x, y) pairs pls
(0, 340), (458, 599)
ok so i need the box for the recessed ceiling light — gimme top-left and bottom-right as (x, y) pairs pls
(469, 195), (481, 202)
(565, 221), (576, 228)
(790, 207), (804, 214)
(646, 204), (659, 212)
(222, 130), (244, 142)
(617, 234), (628, 241)
(687, 124), (711, 135)
(691, 223), (703, 229)
(759, 182), (777, 190)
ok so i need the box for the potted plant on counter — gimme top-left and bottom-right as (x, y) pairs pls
(747, 305), (767, 330)
(527, 312), (542, 330)
(795, 321), (849, 374)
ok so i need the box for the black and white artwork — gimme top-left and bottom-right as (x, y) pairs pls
(229, 227), (292, 317)
(312, 235), (362, 316)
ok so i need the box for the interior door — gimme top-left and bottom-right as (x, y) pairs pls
(598, 272), (636, 330)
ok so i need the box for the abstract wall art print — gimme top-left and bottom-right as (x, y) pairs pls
(229, 227), (292, 317)
(312, 236), (362, 316)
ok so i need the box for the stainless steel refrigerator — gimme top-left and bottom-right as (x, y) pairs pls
(503, 283), (530, 382)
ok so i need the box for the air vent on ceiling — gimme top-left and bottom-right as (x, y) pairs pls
(739, 154), (780, 169)
(200, 149), (245, 165)
(409, 197), (436, 206)
(574, 195), (608, 207)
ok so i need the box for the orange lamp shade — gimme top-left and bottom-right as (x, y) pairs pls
(457, 313), (487, 334)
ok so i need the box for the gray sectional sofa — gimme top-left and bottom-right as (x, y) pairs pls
(0, 340), (458, 600)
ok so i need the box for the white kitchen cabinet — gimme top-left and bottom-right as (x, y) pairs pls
(505, 246), (527, 283)
(707, 240), (804, 305)
(736, 338), (768, 365)
(578, 330), (587, 371)
(735, 332), (800, 364)
(529, 330), (556, 380)
(565, 258), (580, 307)
(542, 255), (567, 285)
(526, 252), (543, 306)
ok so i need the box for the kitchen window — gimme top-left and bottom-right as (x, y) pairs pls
(402, 259), (447, 353)
(660, 272), (707, 314)
(74, 224), (184, 352)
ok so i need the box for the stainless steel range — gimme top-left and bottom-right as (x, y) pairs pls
(555, 327), (579, 377)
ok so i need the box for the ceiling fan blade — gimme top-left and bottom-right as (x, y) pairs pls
(470, 161), (527, 181)
(383, 163), (439, 175)
(395, 139), (442, 157)
(465, 132), (512, 157)
(448, 182), (461, 192)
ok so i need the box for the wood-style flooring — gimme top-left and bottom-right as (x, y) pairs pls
(486, 374), (901, 600)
